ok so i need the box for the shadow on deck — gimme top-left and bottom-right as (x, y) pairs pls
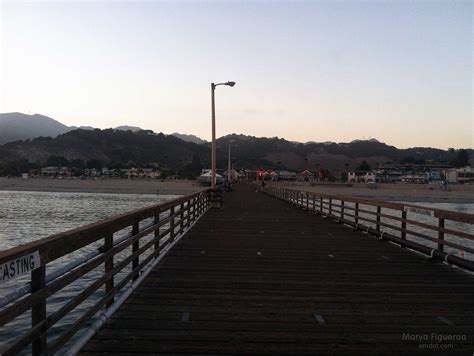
(81, 183), (474, 355)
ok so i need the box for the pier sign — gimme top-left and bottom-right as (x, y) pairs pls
(403, 206), (434, 217)
(0, 251), (41, 283)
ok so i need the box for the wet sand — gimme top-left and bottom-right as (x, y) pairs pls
(0, 177), (205, 195)
(271, 182), (474, 204)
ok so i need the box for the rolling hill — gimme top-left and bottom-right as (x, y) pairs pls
(0, 113), (70, 144)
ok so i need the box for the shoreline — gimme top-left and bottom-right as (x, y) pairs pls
(1, 178), (474, 204)
(0, 177), (205, 196)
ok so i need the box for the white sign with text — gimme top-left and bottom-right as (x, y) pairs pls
(403, 206), (434, 217)
(0, 251), (41, 283)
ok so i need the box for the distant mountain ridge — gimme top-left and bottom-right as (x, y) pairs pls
(0, 113), (70, 144)
(0, 112), (210, 145)
(171, 133), (207, 144)
(0, 113), (471, 176)
(114, 125), (143, 132)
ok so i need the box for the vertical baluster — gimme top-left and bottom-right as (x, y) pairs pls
(104, 233), (114, 306)
(31, 265), (47, 356)
(320, 197), (323, 214)
(401, 210), (406, 242)
(438, 218), (445, 252)
(179, 202), (184, 234)
(329, 198), (332, 216)
(170, 207), (176, 241)
(132, 222), (139, 281)
(154, 211), (161, 254)
(376, 206), (381, 232)
(341, 200), (344, 219)
(192, 196), (197, 221)
(355, 203), (359, 225)
(312, 196), (316, 213)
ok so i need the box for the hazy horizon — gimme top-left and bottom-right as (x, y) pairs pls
(1, 1), (472, 149)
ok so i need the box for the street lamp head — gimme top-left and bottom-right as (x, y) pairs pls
(226, 81), (236, 87)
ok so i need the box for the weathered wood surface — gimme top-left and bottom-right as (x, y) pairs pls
(81, 184), (474, 355)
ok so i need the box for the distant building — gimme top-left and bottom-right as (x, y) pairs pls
(41, 167), (59, 176)
(141, 168), (160, 179)
(224, 169), (240, 182)
(375, 170), (402, 183)
(399, 174), (427, 184)
(444, 166), (474, 184)
(297, 170), (314, 182)
(348, 171), (375, 183)
(278, 171), (297, 181)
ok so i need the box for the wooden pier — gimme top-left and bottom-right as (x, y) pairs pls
(81, 184), (474, 354)
(1, 183), (473, 355)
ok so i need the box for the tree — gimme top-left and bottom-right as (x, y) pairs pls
(452, 149), (469, 168)
(46, 155), (69, 167)
(357, 160), (371, 172)
(87, 159), (103, 169)
(70, 159), (85, 169)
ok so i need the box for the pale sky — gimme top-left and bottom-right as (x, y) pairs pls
(0, 0), (472, 149)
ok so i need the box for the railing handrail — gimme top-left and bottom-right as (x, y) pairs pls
(262, 185), (474, 272)
(0, 188), (212, 355)
(288, 188), (474, 224)
(0, 190), (205, 265)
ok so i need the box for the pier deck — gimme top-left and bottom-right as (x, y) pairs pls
(81, 184), (474, 354)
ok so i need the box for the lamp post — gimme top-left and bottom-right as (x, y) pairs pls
(211, 81), (235, 189)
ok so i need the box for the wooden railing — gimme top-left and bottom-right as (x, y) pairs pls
(0, 189), (210, 355)
(264, 186), (474, 272)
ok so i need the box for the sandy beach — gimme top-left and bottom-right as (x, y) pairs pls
(271, 181), (474, 204)
(0, 177), (205, 195)
(1, 178), (473, 203)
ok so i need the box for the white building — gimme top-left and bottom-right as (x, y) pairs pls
(348, 171), (375, 183)
(445, 166), (474, 184)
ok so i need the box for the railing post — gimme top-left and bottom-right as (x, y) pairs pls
(312, 196), (316, 213)
(170, 206), (176, 241)
(192, 196), (197, 221)
(185, 200), (190, 228)
(179, 202), (184, 234)
(401, 210), (407, 242)
(132, 222), (139, 281)
(320, 197), (323, 214)
(438, 218), (445, 252)
(132, 221), (140, 280)
(31, 265), (47, 356)
(376, 206), (381, 232)
(341, 200), (344, 219)
(329, 198), (332, 216)
(306, 194), (309, 210)
(154, 211), (161, 254)
(104, 233), (114, 307)
(355, 203), (359, 225)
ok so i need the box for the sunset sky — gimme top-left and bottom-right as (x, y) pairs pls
(0, 1), (472, 149)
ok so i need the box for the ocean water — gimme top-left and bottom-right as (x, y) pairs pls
(0, 190), (179, 353)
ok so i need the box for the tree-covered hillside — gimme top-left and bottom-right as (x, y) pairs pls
(0, 130), (471, 177)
